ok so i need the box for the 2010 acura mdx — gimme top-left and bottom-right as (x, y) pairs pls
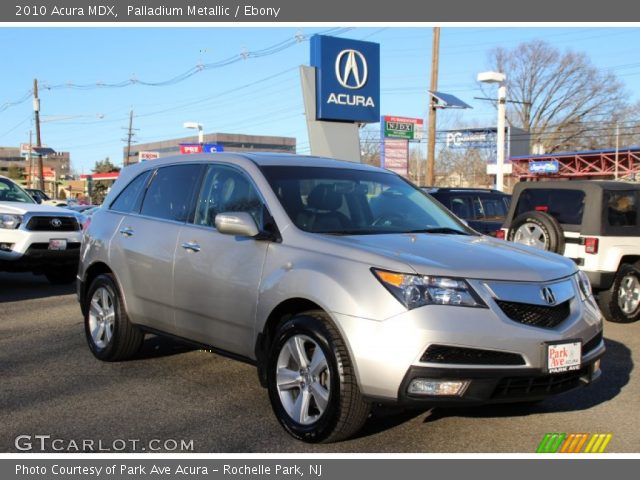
(77, 153), (605, 443)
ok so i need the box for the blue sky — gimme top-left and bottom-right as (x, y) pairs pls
(1, 26), (640, 173)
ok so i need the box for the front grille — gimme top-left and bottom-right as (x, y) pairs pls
(583, 331), (603, 355)
(26, 216), (80, 232)
(496, 299), (570, 328)
(421, 344), (525, 366)
(491, 367), (587, 399)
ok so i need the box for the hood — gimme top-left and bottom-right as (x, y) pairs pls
(324, 233), (576, 282)
(0, 201), (77, 216)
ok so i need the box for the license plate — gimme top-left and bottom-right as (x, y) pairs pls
(547, 341), (581, 373)
(48, 239), (67, 251)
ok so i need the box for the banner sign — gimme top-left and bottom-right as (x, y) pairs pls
(529, 160), (560, 174)
(311, 35), (380, 123)
(383, 116), (424, 140)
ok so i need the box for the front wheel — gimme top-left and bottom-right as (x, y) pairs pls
(266, 312), (370, 443)
(598, 264), (640, 323)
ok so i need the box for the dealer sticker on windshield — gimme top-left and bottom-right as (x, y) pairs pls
(547, 341), (581, 373)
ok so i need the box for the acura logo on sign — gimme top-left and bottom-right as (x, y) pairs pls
(50, 218), (62, 228)
(541, 287), (556, 305)
(335, 49), (368, 89)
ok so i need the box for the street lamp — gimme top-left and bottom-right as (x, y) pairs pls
(477, 71), (507, 192)
(183, 122), (204, 144)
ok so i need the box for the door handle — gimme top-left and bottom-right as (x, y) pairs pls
(181, 241), (201, 253)
(119, 227), (134, 237)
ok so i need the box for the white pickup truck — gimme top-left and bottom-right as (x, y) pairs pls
(0, 175), (82, 284)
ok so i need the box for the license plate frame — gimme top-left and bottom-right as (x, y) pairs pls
(546, 340), (582, 374)
(48, 239), (67, 251)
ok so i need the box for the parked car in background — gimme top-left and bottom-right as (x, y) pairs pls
(78, 154), (603, 443)
(24, 188), (68, 207)
(501, 180), (640, 323)
(425, 187), (511, 236)
(0, 176), (82, 284)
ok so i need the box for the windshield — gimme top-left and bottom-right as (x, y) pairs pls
(261, 166), (472, 235)
(0, 178), (36, 204)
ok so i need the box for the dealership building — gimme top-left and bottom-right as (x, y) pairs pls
(123, 132), (296, 164)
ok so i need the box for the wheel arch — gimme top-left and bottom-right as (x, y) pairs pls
(80, 262), (117, 316)
(254, 298), (357, 389)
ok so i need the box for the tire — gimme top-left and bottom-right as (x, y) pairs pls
(508, 211), (565, 254)
(597, 264), (640, 323)
(83, 273), (144, 361)
(44, 267), (77, 285)
(266, 311), (370, 443)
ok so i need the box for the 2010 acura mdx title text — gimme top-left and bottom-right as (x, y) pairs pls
(77, 153), (605, 442)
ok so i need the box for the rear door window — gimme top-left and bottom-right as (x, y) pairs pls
(140, 164), (203, 222)
(515, 189), (585, 225)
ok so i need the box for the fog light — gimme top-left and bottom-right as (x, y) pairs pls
(0, 242), (14, 251)
(408, 378), (470, 396)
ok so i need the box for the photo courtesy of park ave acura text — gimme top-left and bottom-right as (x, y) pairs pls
(0, 4), (639, 456)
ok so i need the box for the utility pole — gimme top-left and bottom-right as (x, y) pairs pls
(122, 109), (136, 166)
(27, 130), (33, 188)
(33, 79), (44, 190)
(425, 27), (440, 187)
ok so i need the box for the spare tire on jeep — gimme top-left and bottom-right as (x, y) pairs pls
(508, 211), (565, 255)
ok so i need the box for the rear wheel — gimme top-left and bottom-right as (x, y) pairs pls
(84, 273), (144, 360)
(509, 211), (565, 254)
(267, 311), (370, 443)
(598, 264), (640, 323)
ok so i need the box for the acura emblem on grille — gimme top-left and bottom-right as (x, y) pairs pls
(541, 287), (556, 305)
(50, 218), (62, 228)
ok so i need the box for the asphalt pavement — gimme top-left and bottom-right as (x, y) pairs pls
(0, 272), (637, 453)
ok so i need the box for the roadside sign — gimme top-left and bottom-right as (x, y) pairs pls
(381, 139), (409, 177)
(138, 151), (160, 162)
(179, 143), (224, 154)
(382, 116), (423, 140)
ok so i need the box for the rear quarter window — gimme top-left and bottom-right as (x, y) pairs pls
(110, 171), (151, 213)
(605, 191), (638, 227)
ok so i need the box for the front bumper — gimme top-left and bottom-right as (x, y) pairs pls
(331, 279), (605, 403)
(396, 357), (602, 406)
(0, 243), (81, 272)
(0, 227), (82, 273)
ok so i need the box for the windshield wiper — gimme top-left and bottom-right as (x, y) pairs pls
(406, 227), (471, 235)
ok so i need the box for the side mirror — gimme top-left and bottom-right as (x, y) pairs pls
(35, 197), (42, 204)
(215, 212), (260, 237)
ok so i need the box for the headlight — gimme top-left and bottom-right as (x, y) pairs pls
(0, 214), (23, 229)
(577, 270), (593, 300)
(372, 269), (487, 310)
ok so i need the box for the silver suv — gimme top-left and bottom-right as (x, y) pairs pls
(78, 154), (605, 443)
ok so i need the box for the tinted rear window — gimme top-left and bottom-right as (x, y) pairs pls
(515, 188), (585, 225)
(110, 171), (150, 213)
(140, 164), (203, 222)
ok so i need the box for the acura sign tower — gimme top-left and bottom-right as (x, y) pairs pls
(301, 35), (380, 161)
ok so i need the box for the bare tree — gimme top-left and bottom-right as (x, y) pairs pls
(486, 40), (628, 152)
(359, 126), (382, 167)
